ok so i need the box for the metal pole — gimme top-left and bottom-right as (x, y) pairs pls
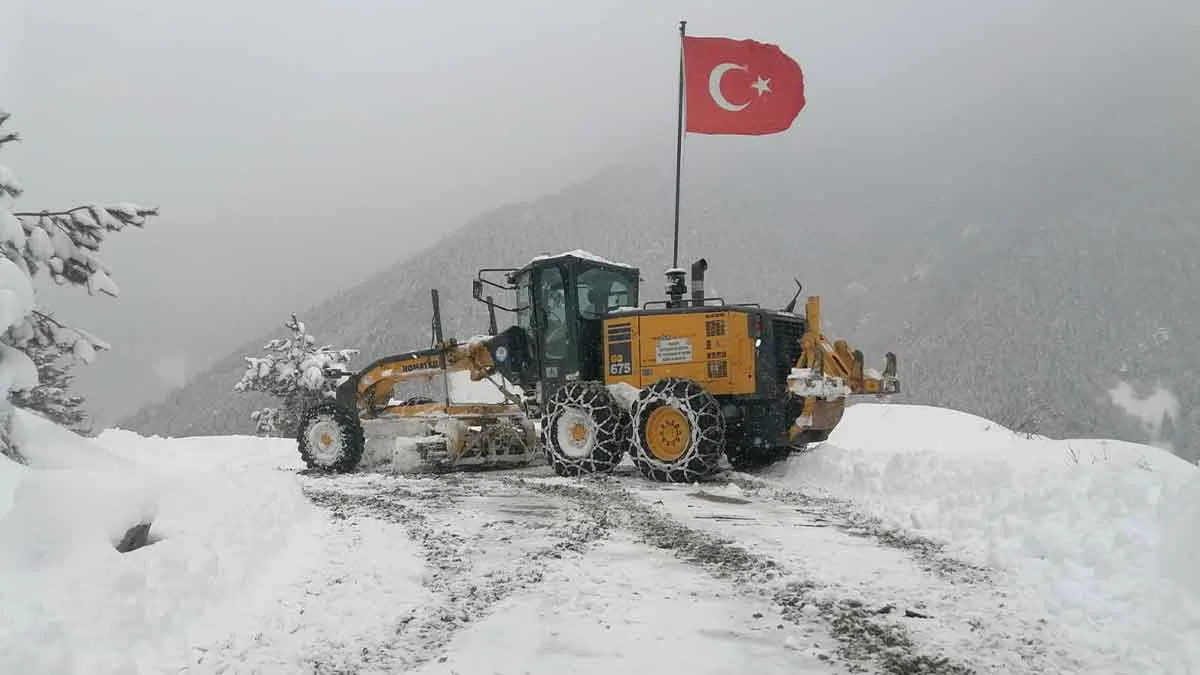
(431, 289), (451, 405)
(672, 19), (687, 270)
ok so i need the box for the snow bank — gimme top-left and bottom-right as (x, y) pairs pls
(0, 410), (156, 560)
(0, 427), (318, 675)
(13, 407), (135, 471)
(0, 452), (26, 518)
(767, 403), (1200, 672)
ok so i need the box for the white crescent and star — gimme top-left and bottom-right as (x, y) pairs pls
(707, 62), (772, 112)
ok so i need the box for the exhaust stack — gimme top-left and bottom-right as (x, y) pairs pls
(691, 258), (708, 307)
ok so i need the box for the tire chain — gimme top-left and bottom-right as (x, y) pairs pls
(629, 377), (725, 483)
(541, 380), (629, 477)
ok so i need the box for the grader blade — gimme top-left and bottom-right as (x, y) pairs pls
(362, 410), (540, 474)
(785, 295), (900, 445)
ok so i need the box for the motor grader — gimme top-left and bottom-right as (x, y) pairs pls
(296, 251), (899, 482)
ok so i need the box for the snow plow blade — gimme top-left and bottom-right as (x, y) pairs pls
(361, 406), (539, 474)
(786, 296), (900, 445)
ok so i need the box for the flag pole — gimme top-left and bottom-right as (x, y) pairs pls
(672, 19), (686, 271)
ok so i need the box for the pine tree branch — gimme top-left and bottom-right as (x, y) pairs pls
(30, 309), (68, 330)
(13, 205), (158, 221)
(26, 309), (109, 352)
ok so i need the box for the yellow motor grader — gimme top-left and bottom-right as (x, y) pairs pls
(296, 251), (899, 482)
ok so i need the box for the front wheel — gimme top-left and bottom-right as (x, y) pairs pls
(297, 401), (364, 473)
(629, 377), (724, 482)
(540, 381), (628, 477)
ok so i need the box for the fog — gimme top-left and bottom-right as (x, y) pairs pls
(2, 0), (1196, 426)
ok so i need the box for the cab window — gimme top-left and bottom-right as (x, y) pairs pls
(576, 268), (636, 319)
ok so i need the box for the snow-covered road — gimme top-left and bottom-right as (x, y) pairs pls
(3, 403), (1199, 674)
(175, 467), (984, 675)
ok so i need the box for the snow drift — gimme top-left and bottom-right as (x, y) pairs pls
(767, 403), (1200, 672)
(0, 410), (157, 562)
(0, 426), (319, 675)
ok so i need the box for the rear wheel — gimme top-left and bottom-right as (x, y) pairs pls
(541, 381), (628, 476)
(629, 377), (724, 482)
(297, 401), (364, 473)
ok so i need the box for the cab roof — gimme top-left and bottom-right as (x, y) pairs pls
(514, 249), (639, 275)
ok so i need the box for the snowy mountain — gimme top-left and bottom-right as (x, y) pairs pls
(5, 403), (1199, 673)
(117, 120), (1200, 460)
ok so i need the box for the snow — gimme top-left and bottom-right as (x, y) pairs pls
(86, 268), (120, 296)
(445, 368), (517, 404)
(606, 381), (640, 411)
(0, 210), (24, 248)
(0, 255), (34, 332)
(525, 248), (636, 270)
(379, 368), (520, 406)
(11, 407), (133, 471)
(168, 507), (430, 674)
(463, 333), (492, 350)
(390, 436), (431, 473)
(25, 225), (54, 262)
(0, 342), (37, 394)
(0, 255), (38, 396)
(0, 452), (26, 516)
(787, 367), (851, 399)
(48, 226), (75, 261)
(416, 533), (842, 675)
(5, 401), (1200, 673)
(631, 481), (1083, 673)
(763, 403), (1200, 673)
(0, 427), (318, 675)
(1108, 380), (1180, 444)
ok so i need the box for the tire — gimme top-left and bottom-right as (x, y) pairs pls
(629, 377), (725, 482)
(297, 401), (364, 473)
(540, 380), (628, 477)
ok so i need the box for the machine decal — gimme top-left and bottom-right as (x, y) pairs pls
(655, 336), (694, 364)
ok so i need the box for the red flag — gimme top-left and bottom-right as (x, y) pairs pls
(683, 35), (805, 135)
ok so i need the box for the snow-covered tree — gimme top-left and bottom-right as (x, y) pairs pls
(0, 110), (155, 461)
(10, 331), (93, 435)
(233, 314), (358, 437)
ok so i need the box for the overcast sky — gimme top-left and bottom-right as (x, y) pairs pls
(2, 0), (1195, 426)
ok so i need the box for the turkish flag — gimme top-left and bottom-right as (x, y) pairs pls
(683, 35), (805, 135)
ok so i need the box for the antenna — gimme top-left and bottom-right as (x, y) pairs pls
(783, 278), (803, 313)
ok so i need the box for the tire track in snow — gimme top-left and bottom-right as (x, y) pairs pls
(303, 473), (613, 673)
(629, 477), (1075, 674)
(502, 474), (977, 675)
(722, 472), (993, 586)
